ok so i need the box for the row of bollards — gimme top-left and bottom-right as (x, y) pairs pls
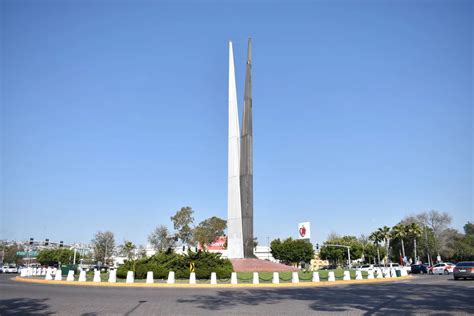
(21, 267), (407, 284)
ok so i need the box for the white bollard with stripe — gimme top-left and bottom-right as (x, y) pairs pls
(78, 270), (87, 282)
(252, 272), (259, 284)
(328, 271), (336, 282)
(126, 271), (134, 283)
(189, 272), (196, 284)
(55, 270), (62, 281)
(67, 270), (75, 281)
(108, 270), (116, 283)
(210, 272), (217, 285)
(401, 267), (408, 277)
(355, 270), (363, 280)
(312, 271), (320, 282)
(230, 272), (237, 285)
(367, 270), (374, 279)
(383, 268), (390, 278)
(292, 271), (299, 283)
(272, 272), (280, 284)
(390, 268), (397, 278)
(146, 271), (154, 284)
(93, 270), (101, 282)
(343, 271), (351, 281)
(376, 269), (383, 279)
(167, 271), (175, 284)
(20, 268), (27, 277)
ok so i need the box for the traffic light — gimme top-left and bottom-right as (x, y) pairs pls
(59, 241), (63, 247)
(316, 243), (319, 250)
(29, 238), (34, 245)
(45, 238), (49, 246)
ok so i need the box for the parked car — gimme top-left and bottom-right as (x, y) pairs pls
(431, 262), (456, 275)
(0, 266), (7, 273)
(411, 264), (429, 274)
(6, 265), (18, 273)
(453, 261), (474, 280)
(356, 265), (374, 272)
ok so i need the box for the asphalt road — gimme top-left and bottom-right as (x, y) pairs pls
(1, 274), (473, 315)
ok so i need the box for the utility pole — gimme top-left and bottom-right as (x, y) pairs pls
(267, 237), (270, 260)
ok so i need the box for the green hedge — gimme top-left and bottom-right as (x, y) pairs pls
(117, 250), (233, 280)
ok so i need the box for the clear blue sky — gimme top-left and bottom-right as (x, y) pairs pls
(1, 0), (472, 247)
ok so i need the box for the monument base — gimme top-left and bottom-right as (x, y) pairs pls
(230, 258), (299, 272)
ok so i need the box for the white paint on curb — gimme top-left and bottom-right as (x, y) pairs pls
(189, 272), (196, 284)
(126, 271), (134, 283)
(272, 272), (279, 284)
(252, 272), (259, 284)
(146, 271), (154, 284)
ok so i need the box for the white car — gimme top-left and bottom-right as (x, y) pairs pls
(431, 262), (456, 275)
(356, 264), (374, 272)
(6, 265), (18, 273)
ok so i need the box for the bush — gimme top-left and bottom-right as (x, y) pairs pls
(116, 249), (233, 279)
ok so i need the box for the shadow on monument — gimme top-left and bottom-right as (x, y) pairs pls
(176, 282), (474, 314)
(0, 297), (53, 315)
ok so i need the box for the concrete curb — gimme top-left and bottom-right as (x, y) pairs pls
(14, 276), (412, 289)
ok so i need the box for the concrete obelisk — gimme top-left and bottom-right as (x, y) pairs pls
(227, 41), (244, 259)
(240, 38), (254, 258)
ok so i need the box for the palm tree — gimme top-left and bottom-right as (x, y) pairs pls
(391, 224), (408, 262)
(407, 222), (422, 263)
(369, 231), (383, 264)
(377, 226), (392, 264)
(122, 240), (136, 260)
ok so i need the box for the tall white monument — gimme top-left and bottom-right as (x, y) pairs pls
(227, 41), (244, 259)
(227, 39), (254, 259)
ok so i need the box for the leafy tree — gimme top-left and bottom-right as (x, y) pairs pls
(170, 206), (195, 245)
(91, 231), (115, 266)
(119, 240), (136, 260)
(37, 249), (79, 266)
(193, 216), (227, 250)
(148, 225), (174, 252)
(406, 222), (423, 262)
(369, 230), (383, 264)
(377, 226), (392, 262)
(271, 238), (314, 265)
(319, 235), (363, 266)
(391, 224), (408, 260)
(1, 243), (23, 265)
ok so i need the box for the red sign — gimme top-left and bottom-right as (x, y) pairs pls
(197, 236), (227, 251)
(299, 226), (307, 238)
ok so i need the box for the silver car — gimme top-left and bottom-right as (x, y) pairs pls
(453, 261), (474, 280)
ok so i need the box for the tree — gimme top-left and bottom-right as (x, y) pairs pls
(148, 225), (174, 252)
(193, 216), (227, 250)
(377, 226), (392, 263)
(170, 206), (195, 245)
(37, 249), (78, 266)
(1, 243), (23, 265)
(319, 235), (364, 266)
(369, 230), (383, 264)
(91, 231), (115, 266)
(119, 240), (136, 260)
(271, 238), (314, 265)
(391, 224), (408, 261)
(406, 222), (423, 263)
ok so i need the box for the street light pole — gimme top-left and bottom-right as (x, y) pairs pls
(323, 244), (352, 268)
(267, 237), (270, 260)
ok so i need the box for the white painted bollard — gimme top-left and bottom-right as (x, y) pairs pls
(189, 272), (196, 284)
(126, 271), (134, 283)
(210, 272), (217, 285)
(32, 268), (37, 276)
(41, 268), (46, 276)
(26, 267), (32, 276)
(401, 267), (408, 277)
(93, 270), (101, 282)
(390, 268), (397, 278)
(312, 271), (320, 282)
(108, 270), (116, 283)
(45, 269), (53, 281)
(230, 272), (237, 284)
(78, 270), (86, 282)
(383, 268), (390, 278)
(55, 270), (62, 281)
(328, 271), (336, 282)
(67, 270), (75, 281)
(376, 269), (383, 279)
(272, 272), (280, 284)
(343, 271), (351, 281)
(146, 271), (154, 284)
(167, 271), (175, 284)
(367, 270), (374, 279)
(292, 271), (299, 283)
(355, 270), (363, 280)
(20, 268), (27, 277)
(252, 272), (259, 284)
